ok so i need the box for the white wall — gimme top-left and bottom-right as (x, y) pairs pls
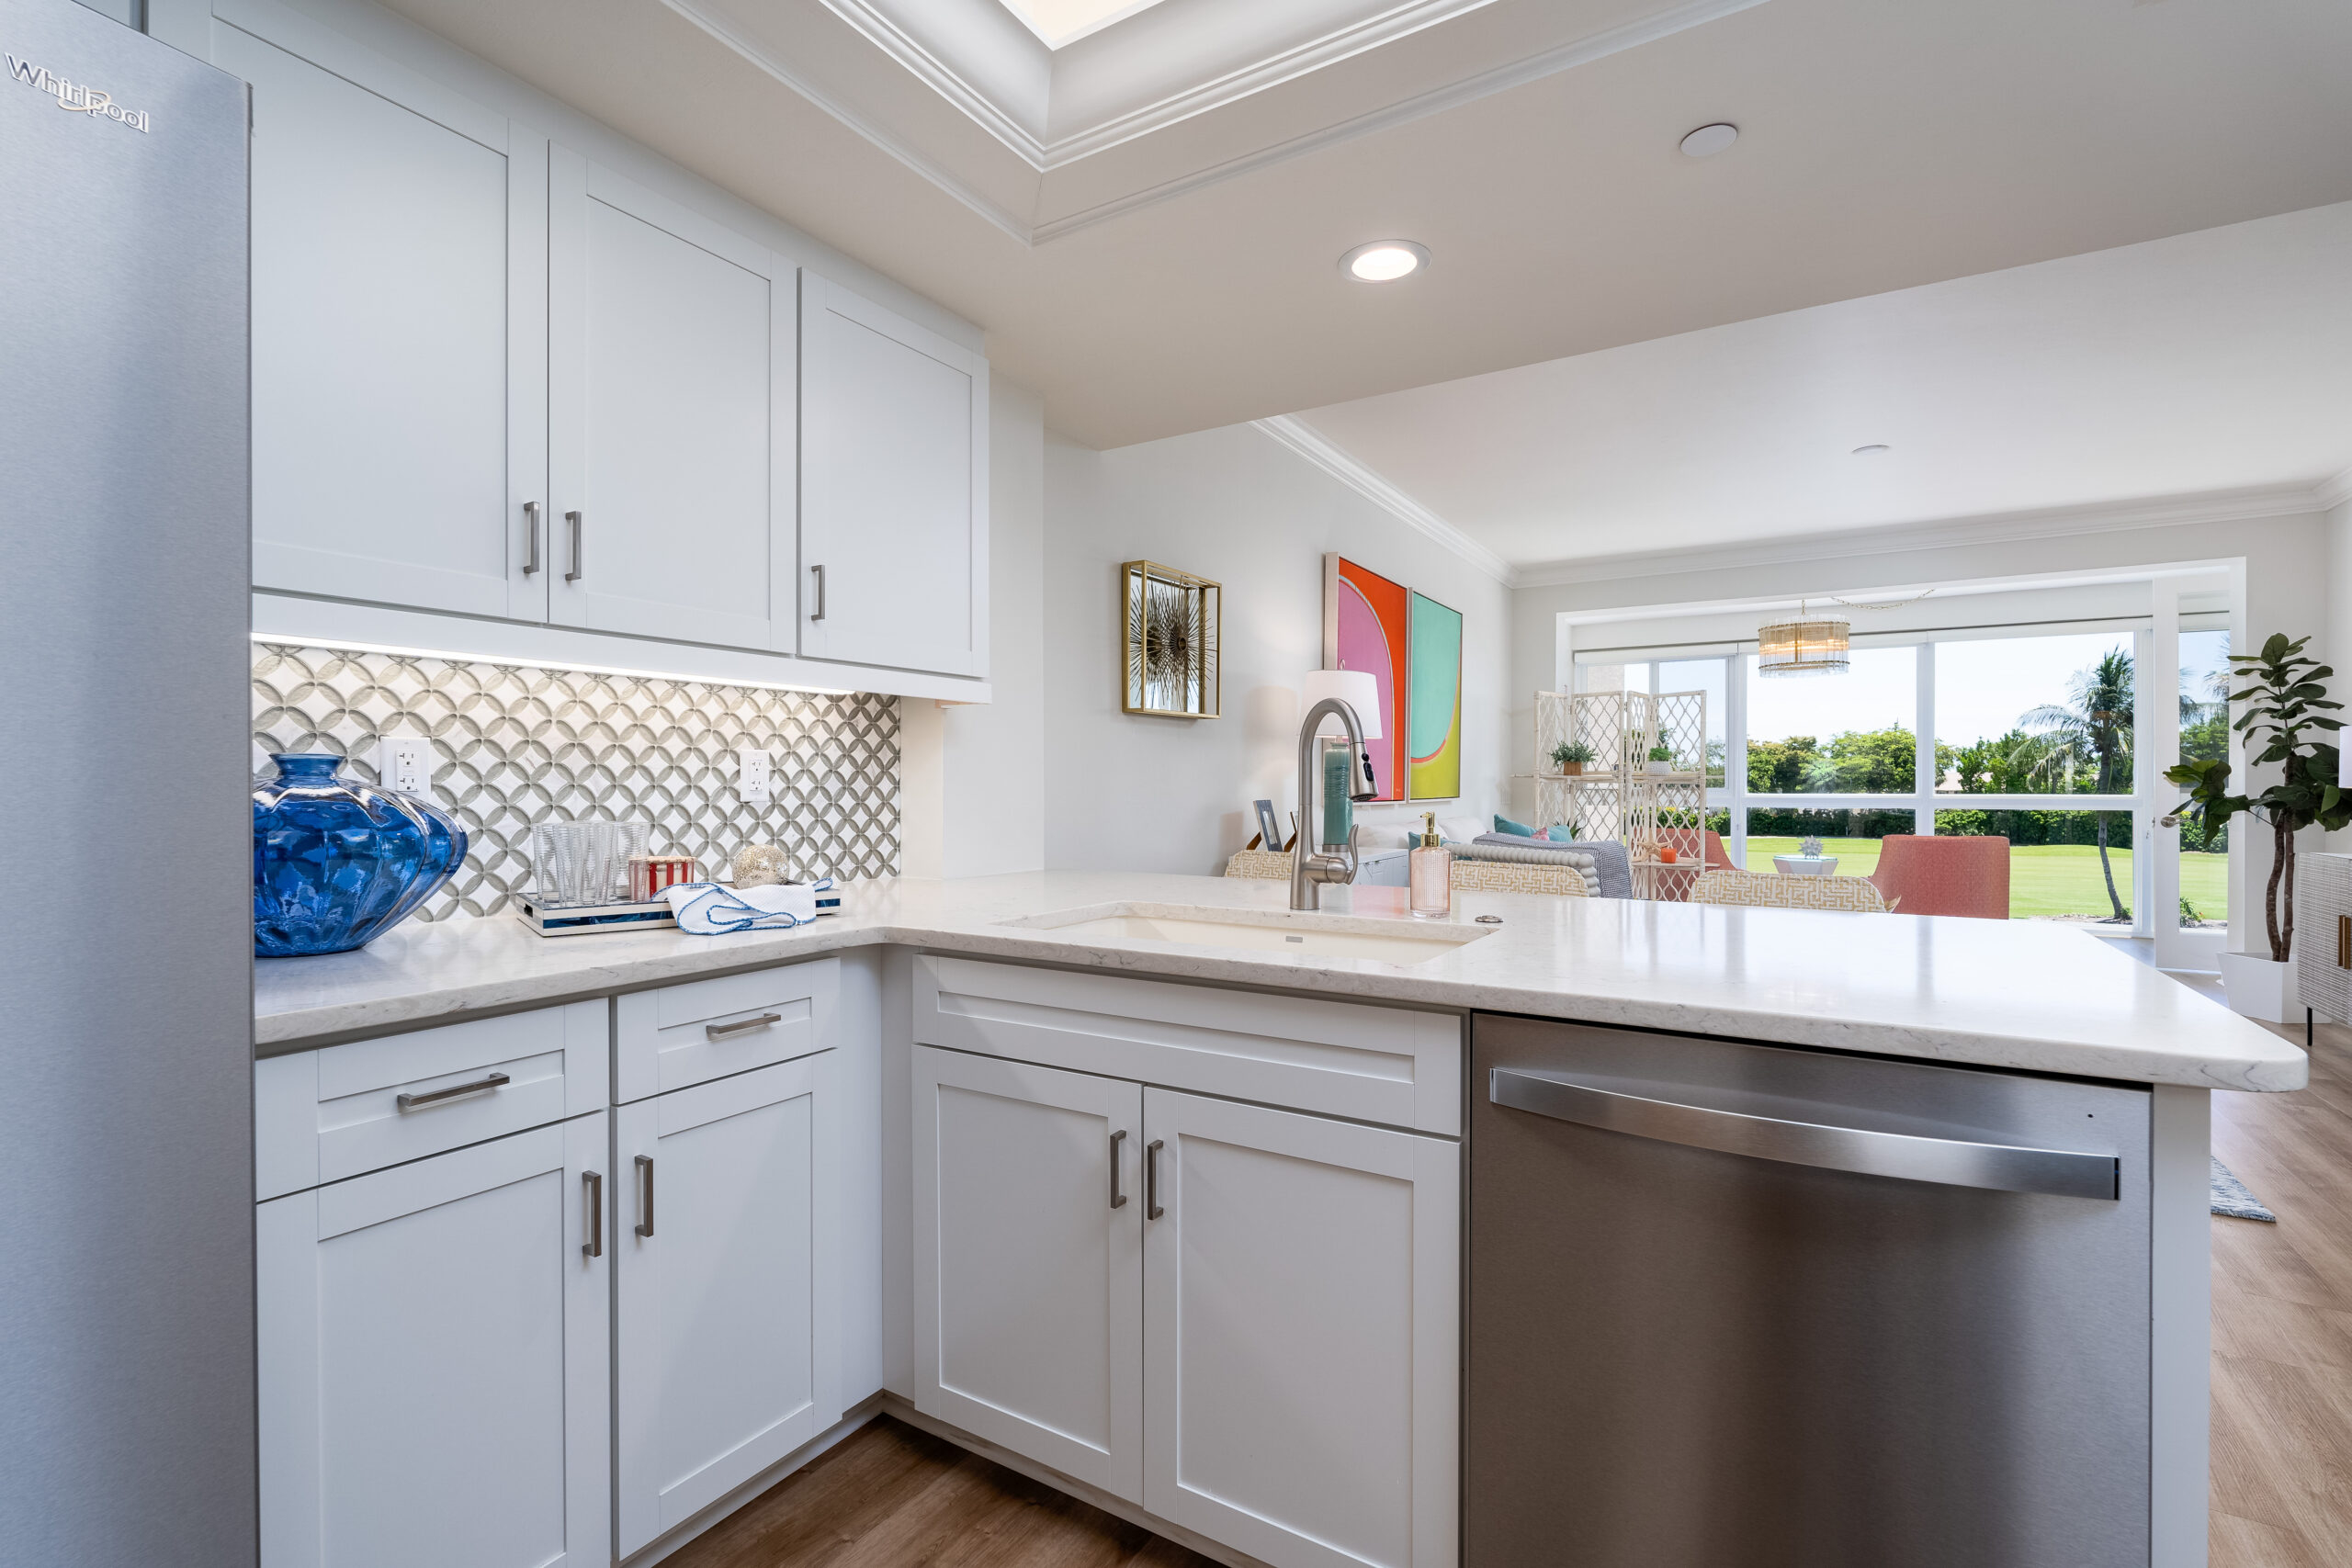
(904, 379), (1048, 878)
(1044, 423), (1512, 874)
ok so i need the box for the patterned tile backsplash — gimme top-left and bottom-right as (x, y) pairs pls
(253, 644), (899, 921)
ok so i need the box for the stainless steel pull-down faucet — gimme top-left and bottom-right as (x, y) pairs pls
(1292, 697), (1379, 910)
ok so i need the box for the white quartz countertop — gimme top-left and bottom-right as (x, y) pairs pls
(252, 872), (2308, 1091)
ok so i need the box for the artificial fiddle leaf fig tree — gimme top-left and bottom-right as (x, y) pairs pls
(2164, 633), (2349, 963)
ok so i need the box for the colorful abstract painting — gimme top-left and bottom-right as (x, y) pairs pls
(1408, 590), (1463, 800)
(1324, 555), (1408, 800)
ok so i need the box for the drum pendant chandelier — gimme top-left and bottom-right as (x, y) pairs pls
(1757, 601), (1850, 677)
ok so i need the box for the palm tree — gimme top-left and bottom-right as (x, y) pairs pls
(2011, 649), (2134, 920)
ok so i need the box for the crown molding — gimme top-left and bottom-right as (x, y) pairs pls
(1510, 480), (2338, 590)
(1042, 0), (1509, 168)
(1034, 0), (1762, 241)
(1254, 415), (1516, 585)
(655, 0), (1035, 242)
(813, 0), (1051, 165)
(2318, 464), (2352, 511)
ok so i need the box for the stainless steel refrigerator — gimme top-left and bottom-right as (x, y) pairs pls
(0, 1), (254, 1562)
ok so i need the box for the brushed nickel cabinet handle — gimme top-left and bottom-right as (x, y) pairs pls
(634, 1154), (655, 1237)
(1146, 1137), (1165, 1220)
(523, 501), (541, 576)
(1489, 1067), (2118, 1201)
(395, 1072), (509, 1112)
(1109, 1129), (1128, 1210)
(582, 1170), (603, 1258)
(565, 510), (583, 582)
(810, 564), (826, 621)
(706, 1011), (784, 1042)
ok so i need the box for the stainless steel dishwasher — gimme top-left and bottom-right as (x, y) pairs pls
(1469, 1014), (2154, 1568)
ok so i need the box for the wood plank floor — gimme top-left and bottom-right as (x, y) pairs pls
(2211, 1015), (2352, 1567)
(663, 1416), (1220, 1568)
(673, 1013), (2352, 1568)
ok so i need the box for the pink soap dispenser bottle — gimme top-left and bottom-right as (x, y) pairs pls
(1408, 811), (1451, 919)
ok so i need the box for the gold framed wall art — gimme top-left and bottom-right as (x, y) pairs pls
(1121, 560), (1221, 718)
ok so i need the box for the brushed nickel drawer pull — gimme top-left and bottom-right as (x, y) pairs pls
(1146, 1138), (1165, 1220)
(565, 509), (583, 581)
(635, 1154), (655, 1238)
(705, 1011), (784, 1042)
(523, 501), (541, 576)
(582, 1170), (603, 1258)
(1109, 1129), (1128, 1210)
(395, 1072), (510, 1112)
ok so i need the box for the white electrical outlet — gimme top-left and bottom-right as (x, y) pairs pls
(375, 735), (435, 796)
(737, 745), (773, 805)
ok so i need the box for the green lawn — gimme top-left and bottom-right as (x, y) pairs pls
(1743, 837), (2229, 920)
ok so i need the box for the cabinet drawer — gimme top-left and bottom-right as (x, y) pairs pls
(615, 957), (838, 1102)
(913, 956), (1461, 1134)
(254, 1000), (610, 1201)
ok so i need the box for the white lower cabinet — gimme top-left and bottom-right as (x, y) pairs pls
(256, 1112), (610, 1568)
(913, 1048), (1145, 1500)
(616, 1050), (841, 1556)
(912, 1045), (1459, 1568)
(1141, 1089), (1459, 1568)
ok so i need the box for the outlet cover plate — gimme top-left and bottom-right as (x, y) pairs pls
(738, 745), (772, 805)
(376, 736), (434, 796)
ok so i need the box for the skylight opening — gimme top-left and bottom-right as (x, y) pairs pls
(997, 0), (1174, 50)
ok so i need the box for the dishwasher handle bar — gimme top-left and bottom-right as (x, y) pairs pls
(1489, 1066), (2118, 1201)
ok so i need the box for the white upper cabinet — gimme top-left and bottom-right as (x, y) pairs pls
(222, 1), (545, 620)
(799, 275), (989, 679)
(220, 0), (990, 696)
(549, 154), (793, 652)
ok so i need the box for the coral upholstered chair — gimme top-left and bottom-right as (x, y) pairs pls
(1869, 835), (2010, 919)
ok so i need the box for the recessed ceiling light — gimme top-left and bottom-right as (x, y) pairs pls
(1341, 241), (1430, 282)
(1851, 444), (1891, 457)
(1679, 122), (1738, 158)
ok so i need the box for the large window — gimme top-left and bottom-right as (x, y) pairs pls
(1934, 633), (2136, 796)
(1746, 647), (1916, 795)
(1587, 625), (2180, 925)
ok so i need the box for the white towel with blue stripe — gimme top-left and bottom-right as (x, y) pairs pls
(662, 879), (836, 934)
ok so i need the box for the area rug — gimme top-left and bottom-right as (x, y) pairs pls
(2211, 1156), (2277, 1223)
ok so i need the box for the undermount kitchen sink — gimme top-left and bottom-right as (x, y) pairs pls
(1003, 902), (1496, 964)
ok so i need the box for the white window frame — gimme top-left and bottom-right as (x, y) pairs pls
(1599, 642), (2150, 933)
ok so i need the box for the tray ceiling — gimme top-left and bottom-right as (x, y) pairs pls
(661, 0), (1763, 239)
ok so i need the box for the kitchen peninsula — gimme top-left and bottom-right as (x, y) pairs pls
(252, 873), (2299, 1568)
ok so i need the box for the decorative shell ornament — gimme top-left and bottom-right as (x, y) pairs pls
(730, 843), (788, 888)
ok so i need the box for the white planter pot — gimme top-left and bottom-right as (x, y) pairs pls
(1644, 761), (1671, 775)
(2219, 950), (2299, 1023)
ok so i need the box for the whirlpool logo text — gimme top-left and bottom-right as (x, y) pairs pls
(6, 53), (151, 132)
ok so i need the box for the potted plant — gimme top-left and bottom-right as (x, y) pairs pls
(2164, 632), (2348, 1022)
(1645, 742), (1674, 776)
(1551, 740), (1594, 777)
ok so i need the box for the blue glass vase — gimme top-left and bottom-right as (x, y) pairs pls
(253, 753), (469, 958)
